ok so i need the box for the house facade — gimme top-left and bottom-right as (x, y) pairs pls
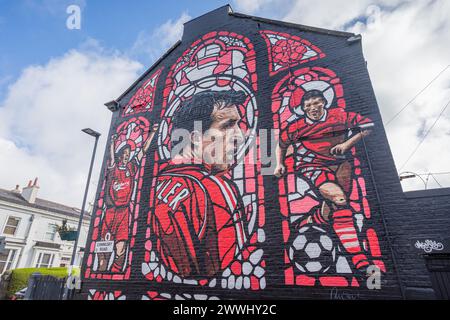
(80, 5), (450, 300)
(0, 179), (90, 275)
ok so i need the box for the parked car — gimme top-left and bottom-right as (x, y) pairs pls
(11, 287), (27, 300)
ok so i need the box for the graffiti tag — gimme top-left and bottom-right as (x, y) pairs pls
(414, 240), (444, 253)
(330, 287), (360, 300)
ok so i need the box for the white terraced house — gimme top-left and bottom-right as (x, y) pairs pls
(0, 178), (90, 275)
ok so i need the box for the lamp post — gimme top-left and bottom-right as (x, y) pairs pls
(69, 128), (101, 274)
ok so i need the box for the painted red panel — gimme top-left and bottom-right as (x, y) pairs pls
(122, 68), (163, 116)
(271, 66), (385, 288)
(141, 31), (266, 291)
(260, 30), (326, 76)
(85, 117), (156, 280)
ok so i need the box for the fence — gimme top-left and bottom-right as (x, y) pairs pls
(24, 273), (77, 300)
(0, 272), (10, 300)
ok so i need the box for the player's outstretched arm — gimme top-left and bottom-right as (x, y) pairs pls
(274, 142), (288, 177)
(137, 123), (159, 161)
(109, 134), (117, 167)
(330, 129), (372, 155)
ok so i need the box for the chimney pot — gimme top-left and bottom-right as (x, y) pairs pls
(22, 178), (40, 204)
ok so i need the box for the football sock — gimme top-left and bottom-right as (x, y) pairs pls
(332, 209), (369, 269)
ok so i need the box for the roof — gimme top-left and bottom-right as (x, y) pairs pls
(0, 188), (91, 221)
(229, 12), (354, 38)
(404, 187), (450, 199)
(107, 4), (356, 107)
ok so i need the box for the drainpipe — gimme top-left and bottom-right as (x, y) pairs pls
(360, 130), (406, 299)
(15, 215), (34, 268)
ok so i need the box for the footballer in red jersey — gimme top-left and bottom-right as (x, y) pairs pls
(151, 90), (248, 278)
(275, 89), (374, 272)
(98, 123), (159, 272)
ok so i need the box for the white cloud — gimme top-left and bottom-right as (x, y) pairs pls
(232, 0), (410, 30)
(233, 0), (278, 14)
(130, 12), (191, 65)
(157, 12), (192, 48)
(345, 0), (450, 191)
(0, 45), (142, 207)
(282, 0), (406, 30)
(0, 75), (12, 95)
(232, 0), (293, 19)
(232, 0), (450, 191)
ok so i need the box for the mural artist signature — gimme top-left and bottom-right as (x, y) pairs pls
(414, 240), (444, 253)
(330, 287), (360, 300)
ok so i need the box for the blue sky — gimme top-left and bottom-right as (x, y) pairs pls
(0, 0), (229, 100)
(0, 0), (449, 207)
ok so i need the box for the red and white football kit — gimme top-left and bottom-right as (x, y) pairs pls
(281, 107), (373, 186)
(101, 161), (137, 242)
(281, 107), (373, 270)
(151, 162), (246, 278)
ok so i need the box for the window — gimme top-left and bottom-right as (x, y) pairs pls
(3, 216), (20, 236)
(60, 256), (71, 267)
(44, 223), (57, 241)
(0, 249), (17, 274)
(35, 252), (54, 268)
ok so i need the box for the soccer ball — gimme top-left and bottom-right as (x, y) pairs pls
(289, 225), (336, 273)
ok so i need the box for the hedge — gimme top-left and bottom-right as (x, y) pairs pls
(5, 267), (80, 298)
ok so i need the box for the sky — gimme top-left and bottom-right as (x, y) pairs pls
(0, 0), (449, 208)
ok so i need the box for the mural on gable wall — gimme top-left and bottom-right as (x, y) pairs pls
(84, 117), (158, 279)
(142, 31), (266, 291)
(264, 30), (385, 288)
(84, 67), (162, 280)
(84, 27), (386, 298)
(272, 67), (384, 286)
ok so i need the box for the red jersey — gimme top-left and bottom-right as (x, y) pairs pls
(106, 161), (137, 207)
(151, 162), (246, 277)
(280, 108), (372, 170)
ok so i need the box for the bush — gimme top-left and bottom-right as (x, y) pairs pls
(6, 267), (80, 299)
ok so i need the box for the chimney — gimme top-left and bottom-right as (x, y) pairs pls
(11, 185), (21, 193)
(21, 177), (39, 204)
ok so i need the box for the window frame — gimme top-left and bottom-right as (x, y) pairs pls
(0, 248), (18, 274)
(59, 256), (71, 267)
(44, 223), (58, 241)
(35, 252), (55, 268)
(2, 216), (21, 236)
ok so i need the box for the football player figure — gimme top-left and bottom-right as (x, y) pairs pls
(274, 89), (374, 273)
(151, 89), (248, 278)
(98, 123), (159, 272)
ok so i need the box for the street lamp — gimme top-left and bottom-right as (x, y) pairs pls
(399, 171), (427, 189)
(70, 128), (101, 271)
